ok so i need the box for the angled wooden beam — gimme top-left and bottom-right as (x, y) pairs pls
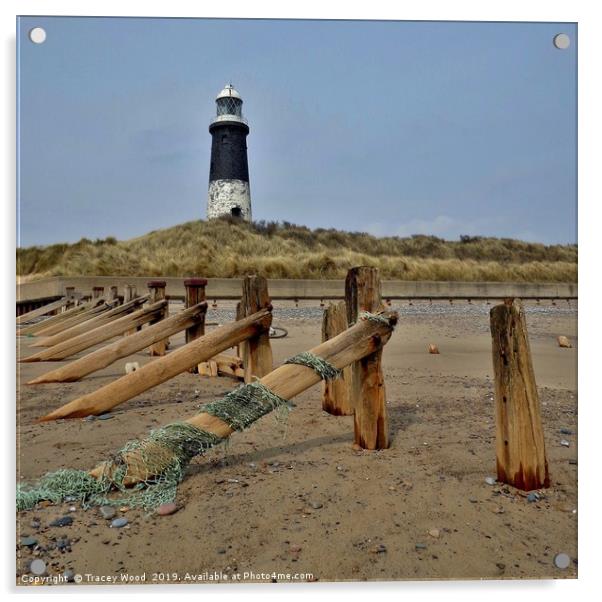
(16, 298), (69, 325)
(27, 297), (118, 338)
(39, 307), (273, 421)
(30, 295), (148, 347)
(89, 310), (398, 485)
(21, 300), (167, 362)
(27, 302), (208, 384)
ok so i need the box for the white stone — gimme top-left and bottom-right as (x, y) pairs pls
(207, 179), (252, 222)
(125, 361), (140, 374)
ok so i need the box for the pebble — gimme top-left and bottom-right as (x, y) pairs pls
(99, 506), (116, 520)
(310, 501), (323, 509)
(98, 413), (115, 420)
(217, 548), (227, 554)
(84, 415), (96, 422)
(69, 506), (77, 512)
(428, 528), (440, 539)
(469, 497), (478, 503)
(560, 439), (570, 447)
(415, 543), (427, 550)
(20, 536), (38, 547)
(554, 553), (571, 569)
(370, 544), (387, 554)
(63, 569), (75, 582)
(560, 428), (573, 435)
(57, 537), (71, 551)
(30, 559), (46, 576)
(111, 518), (128, 528)
(156, 502), (178, 516)
(485, 476), (496, 485)
(50, 516), (73, 527)
(30, 520), (40, 529)
(527, 492), (540, 503)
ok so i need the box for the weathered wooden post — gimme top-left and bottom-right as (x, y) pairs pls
(184, 278), (207, 372)
(345, 266), (389, 449)
(490, 298), (550, 491)
(321, 301), (353, 415)
(64, 287), (76, 310)
(240, 275), (273, 383)
(123, 285), (138, 335)
(92, 286), (104, 299)
(147, 280), (168, 356)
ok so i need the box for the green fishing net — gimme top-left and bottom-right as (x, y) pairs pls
(285, 351), (341, 380)
(17, 383), (291, 512)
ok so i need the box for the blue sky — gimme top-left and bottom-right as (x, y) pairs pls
(17, 17), (577, 247)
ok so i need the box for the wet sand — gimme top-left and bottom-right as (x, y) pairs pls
(16, 301), (577, 584)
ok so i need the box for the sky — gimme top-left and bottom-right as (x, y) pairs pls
(17, 17), (577, 247)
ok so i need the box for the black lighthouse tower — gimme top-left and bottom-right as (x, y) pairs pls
(207, 84), (252, 221)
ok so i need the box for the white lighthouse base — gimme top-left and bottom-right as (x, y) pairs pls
(207, 179), (252, 222)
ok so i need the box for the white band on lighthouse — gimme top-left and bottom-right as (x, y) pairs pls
(207, 179), (252, 221)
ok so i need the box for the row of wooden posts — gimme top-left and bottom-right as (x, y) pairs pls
(17, 268), (550, 491)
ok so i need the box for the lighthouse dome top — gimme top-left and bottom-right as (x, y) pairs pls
(211, 83), (247, 127)
(216, 84), (242, 101)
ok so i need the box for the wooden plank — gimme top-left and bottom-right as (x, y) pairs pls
(21, 300), (167, 362)
(321, 301), (353, 415)
(39, 307), (273, 421)
(89, 310), (398, 485)
(27, 297), (119, 338)
(30, 295), (149, 347)
(27, 302), (207, 384)
(490, 298), (550, 491)
(16, 297), (69, 324)
(345, 267), (389, 450)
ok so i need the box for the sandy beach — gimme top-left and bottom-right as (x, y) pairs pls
(16, 300), (578, 584)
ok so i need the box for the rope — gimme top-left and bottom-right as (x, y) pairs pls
(285, 351), (341, 380)
(359, 311), (391, 327)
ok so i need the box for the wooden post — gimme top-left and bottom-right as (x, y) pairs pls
(110, 285), (119, 300)
(124, 284), (137, 302)
(92, 286), (104, 299)
(22, 300), (167, 362)
(39, 307), (273, 421)
(147, 280), (168, 356)
(184, 278), (207, 373)
(89, 310), (398, 485)
(28, 303), (207, 384)
(321, 301), (353, 415)
(490, 298), (550, 491)
(345, 266), (389, 450)
(240, 275), (273, 383)
(123, 285), (138, 335)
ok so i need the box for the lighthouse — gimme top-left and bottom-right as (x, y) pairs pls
(207, 84), (252, 221)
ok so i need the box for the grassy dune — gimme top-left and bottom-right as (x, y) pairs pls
(17, 219), (577, 282)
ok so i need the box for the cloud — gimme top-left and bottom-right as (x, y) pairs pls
(367, 214), (507, 240)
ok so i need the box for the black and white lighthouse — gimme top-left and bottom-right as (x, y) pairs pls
(207, 84), (252, 221)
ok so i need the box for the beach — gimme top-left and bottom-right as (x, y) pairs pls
(16, 300), (578, 583)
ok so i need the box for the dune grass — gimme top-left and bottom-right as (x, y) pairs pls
(17, 218), (577, 282)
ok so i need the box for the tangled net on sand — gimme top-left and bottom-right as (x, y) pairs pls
(17, 382), (292, 511)
(17, 326), (376, 512)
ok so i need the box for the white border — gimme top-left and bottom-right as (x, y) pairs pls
(2, 1), (600, 600)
